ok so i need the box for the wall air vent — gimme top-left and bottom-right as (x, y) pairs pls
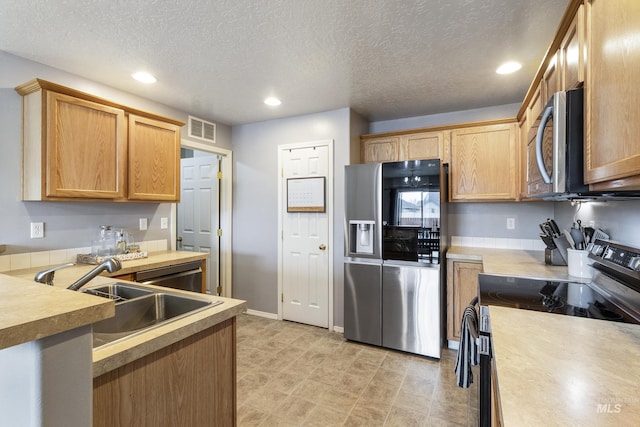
(188, 115), (216, 144)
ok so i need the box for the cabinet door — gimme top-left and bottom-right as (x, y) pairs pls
(361, 136), (400, 163)
(585, 0), (640, 188)
(541, 52), (560, 103)
(401, 131), (443, 160)
(446, 260), (482, 341)
(518, 116), (528, 199)
(45, 91), (126, 199)
(560, 5), (585, 90)
(449, 123), (518, 201)
(128, 114), (181, 201)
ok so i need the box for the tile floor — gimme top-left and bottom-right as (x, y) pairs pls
(236, 314), (479, 426)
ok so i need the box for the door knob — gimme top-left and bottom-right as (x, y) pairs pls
(177, 236), (183, 242)
(319, 244), (326, 251)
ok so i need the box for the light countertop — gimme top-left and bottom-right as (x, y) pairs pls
(490, 306), (640, 426)
(0, 273), (114, 350)
(447, 246), (574, 281)
(1, 250), (246, 376)
(448, 246), (640, 425)
(8, 250), (210, 288)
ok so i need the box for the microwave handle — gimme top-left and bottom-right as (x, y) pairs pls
(535, 104), (554, 184)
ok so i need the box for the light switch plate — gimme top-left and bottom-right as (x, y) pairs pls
(160, 217), (168, 229)
(139, 218), (148, 231)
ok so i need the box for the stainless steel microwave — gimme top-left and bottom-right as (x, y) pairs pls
(525, 87), (589, 200)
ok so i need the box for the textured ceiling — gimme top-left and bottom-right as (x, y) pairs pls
(0, 0), (569, 126)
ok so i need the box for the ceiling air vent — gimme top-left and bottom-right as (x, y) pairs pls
(188, 115), (216, 144)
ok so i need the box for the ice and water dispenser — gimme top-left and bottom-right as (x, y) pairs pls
(349, 220), (375, 255)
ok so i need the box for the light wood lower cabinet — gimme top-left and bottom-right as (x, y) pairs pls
(93, 317), (236, 427)
(446, 260), (483, 341)
(449, 122), (518, 201)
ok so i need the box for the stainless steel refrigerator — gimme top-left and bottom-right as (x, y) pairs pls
(344, 159), (446, 358)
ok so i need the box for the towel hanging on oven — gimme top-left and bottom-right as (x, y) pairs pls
(454, 297), (480, 388)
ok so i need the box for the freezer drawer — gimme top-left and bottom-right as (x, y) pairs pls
(382, 264), (441, 358)
(344, 262), (382, 346)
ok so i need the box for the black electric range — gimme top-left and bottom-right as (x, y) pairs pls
(478, 275), (640, 324)
(475, 239), (640, 427)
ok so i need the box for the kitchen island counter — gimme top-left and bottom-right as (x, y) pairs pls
(90, 278), (246, 376)
(0, 273), (114, 350)
(490, 305), (640, 426)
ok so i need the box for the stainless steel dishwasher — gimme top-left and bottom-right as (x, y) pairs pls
(134, 261), (203, 293)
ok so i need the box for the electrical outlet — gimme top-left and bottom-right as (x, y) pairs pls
(30, 222), (44, 239)
(506, 218), (516, 230)
(139, 218), (148, 231)
(160, 217), (168, 229)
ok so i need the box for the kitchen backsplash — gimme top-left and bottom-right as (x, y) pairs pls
(0, 239), (168, 272)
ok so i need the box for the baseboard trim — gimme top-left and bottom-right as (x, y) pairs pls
(245, 309), (278, 320)
(333, 326), (344, 334)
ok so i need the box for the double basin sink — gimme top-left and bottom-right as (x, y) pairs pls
(82, 283), (222, 348)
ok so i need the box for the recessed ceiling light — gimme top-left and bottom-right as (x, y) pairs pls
(132, 71), (157, 84)
(496, 61), (522, 75)
(264, 97), (282, 106)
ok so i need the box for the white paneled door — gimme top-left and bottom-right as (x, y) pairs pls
(177, 154), (220, 294)
(281, 145), (330, 328)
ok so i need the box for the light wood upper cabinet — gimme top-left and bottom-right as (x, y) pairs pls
(24, 90), (128, 200)
(361, 135), (400, 163)
(449, 122), (519, 201)
(560, 4), (585, 90)
(585, 0), (640, 190)
(518, 115), (528, 199)
(541, 52), (561, 104)
(361, 131), (444, 163)
(16, 79), (185, 202)
(446, 259), (482, 341)
(401, 131), (444, 161)
(128, 115), (181, 201)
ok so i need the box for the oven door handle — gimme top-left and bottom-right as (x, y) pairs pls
(535, 103), (554, 184)
(139, 268), (202, 286)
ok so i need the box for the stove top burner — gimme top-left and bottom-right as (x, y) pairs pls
(478, 275), (640, 325)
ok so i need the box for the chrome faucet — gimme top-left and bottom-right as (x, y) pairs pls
(34, 263), (75, 286)
(34, 258), (122, 290)
(67, 258), (122, 291)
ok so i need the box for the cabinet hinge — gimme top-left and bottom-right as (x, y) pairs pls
(217, 229), (222, 237)
(217, 171), (223, 180)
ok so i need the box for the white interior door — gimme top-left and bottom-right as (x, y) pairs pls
(177, 153), (220, 294)
(281, 145), (330, 328)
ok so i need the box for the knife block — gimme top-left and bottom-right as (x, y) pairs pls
(545, 248), (568, 266)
